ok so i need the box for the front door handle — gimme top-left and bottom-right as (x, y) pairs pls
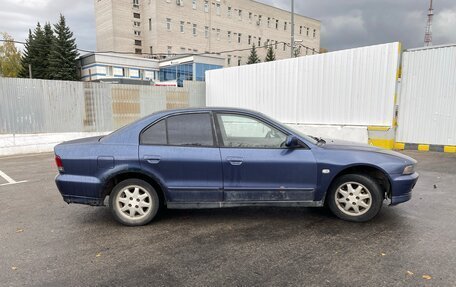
(144, 155), (161, 164)
(227, 156), (243, 166)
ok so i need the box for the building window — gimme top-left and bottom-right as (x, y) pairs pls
(149, 18), (152, 30)
(135, 40), (142, 46)
(307, 27), (310, 36)
(238, 57), (242, 66)
(192, 0), (196, 9)
(258, 15), (262, 26)
(180, 21), (185, 33)
(134, 30), (141, 36)
(267, 17), (270, 28)
(227, 55), (231, 66)
(193, 24), (197, 36)
(204, 1), (208, 12)
(283, 43), (286, 51)
(275, 41), (278, 49)
(150, 46), (153, 54)
(275, 19), (279, 29)
(216, 29), (220, 40)
(228, 31), (231, 42)
(248, 35), (251, 45)
(176, 0), (183, 6)
(284, 21), (287, 31)
(216, 3), (221, 15)
(166, 18), (171, 31)
(134, 21), (140, 27)
(238, 9), (242, 20)
(299, 26), (303, 34)
(133, 13), (140, 19)
(313, 29), (317, 38)
(258, 37), (261, 47)
(135, 48), (142, 54)
(167, 46), (172, 55)
(227, 6), (231, 17)
(133, 0), (139, 6)
(205, 26), (209, 38)
(238, 33), (241, 44)
(248, 12), (252, 22)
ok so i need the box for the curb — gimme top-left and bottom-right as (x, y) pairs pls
(394, 142), (456, 153)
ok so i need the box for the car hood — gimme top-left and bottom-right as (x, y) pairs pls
(321, 138), (417, 164)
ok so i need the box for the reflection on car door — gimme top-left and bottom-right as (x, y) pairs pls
(215, 113), (317, 202)
(139, 112), (223, 203)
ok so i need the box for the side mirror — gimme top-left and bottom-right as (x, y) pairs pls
(285, 135), (299, 148)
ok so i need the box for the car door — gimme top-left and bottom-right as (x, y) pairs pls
(139, 112), (223, 203)
(215, 112), (317, 202)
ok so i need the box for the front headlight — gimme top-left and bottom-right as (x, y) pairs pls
(403, 165), (415, 175)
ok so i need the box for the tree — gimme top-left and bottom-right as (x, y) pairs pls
(18, 29), (35, 78)
(0, 32), (22, 77)
(19, 23), (51, 79)
(42, 23), (56, 79)
(265, 45), (276, 62)
(247, 44), (261, 65)
(48, 14), (79, 80)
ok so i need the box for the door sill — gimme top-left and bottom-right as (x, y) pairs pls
(167, 200), (323, 209)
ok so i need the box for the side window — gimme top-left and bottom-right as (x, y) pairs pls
(141, 119), (167, 145)
(141, 113), (214, 147)
(216, 114), (287, 148)
(167, 113), (214, 146)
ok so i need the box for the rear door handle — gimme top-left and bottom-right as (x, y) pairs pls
(144, 155), (161, 164)
(226, 156), (243, 166)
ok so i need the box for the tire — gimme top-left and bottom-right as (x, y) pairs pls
(327, 174), (383, 222)
(109, 179), (160, 226)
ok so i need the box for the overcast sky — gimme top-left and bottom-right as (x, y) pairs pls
(1, 0), (455, 53)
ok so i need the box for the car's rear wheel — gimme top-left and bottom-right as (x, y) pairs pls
(109, 179), (159, 226)
(327, 174), (383, 222)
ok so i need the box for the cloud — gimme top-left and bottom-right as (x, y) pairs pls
(0, 0), (455, 53)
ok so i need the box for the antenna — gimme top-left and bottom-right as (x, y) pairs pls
(424, 0), (433, 46)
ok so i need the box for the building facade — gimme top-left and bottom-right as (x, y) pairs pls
(95, 0), (321, 66)
(78, 52), (224, 85)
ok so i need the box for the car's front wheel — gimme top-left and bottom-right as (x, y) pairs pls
(109, 179), (160, 226)
(327, 174), (383, 222)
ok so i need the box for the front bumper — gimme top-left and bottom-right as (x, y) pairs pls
(390, 172), (419, 205)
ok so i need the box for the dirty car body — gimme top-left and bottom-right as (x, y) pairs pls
(54, 108), (418, 225)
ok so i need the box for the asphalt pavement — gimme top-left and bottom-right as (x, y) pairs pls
(0, 151), (455, 287)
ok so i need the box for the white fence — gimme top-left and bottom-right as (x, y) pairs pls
(206, 42), (401, 127)
(396, 44), (456, 146)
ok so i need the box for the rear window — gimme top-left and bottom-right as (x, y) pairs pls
(140, 113), (215, 147)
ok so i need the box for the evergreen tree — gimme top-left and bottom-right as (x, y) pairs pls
(42, 23), (55, 79)
(293, 46), (301, 58)
(0, 32), (22, 77)
(265, 45), (276, 62)
(48, 14), (79, 80)
(247, 44), (261, 65)
(19, 28), (38, 78)
(31, 22), (50, 79)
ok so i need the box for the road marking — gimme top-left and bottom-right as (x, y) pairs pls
(0, 170), (28, 186)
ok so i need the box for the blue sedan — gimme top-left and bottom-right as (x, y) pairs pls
(54, 108), (418, 226)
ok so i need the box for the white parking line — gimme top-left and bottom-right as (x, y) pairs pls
(0, 170), (28, 186)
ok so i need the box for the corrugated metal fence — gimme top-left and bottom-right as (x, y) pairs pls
(396, 44), (456, 146)
(0, 78), (205, 134)
(206, 42), (401, 127)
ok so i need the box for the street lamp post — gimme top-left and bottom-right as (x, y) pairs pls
(291, 0), (295, 58)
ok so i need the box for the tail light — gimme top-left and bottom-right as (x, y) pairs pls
(55, 155), (64, 172)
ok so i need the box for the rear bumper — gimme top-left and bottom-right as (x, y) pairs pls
(390, 172), (419, 205)
(55, 174), (105, 206)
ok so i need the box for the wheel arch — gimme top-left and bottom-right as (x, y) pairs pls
(102, 170), (168, 206)
(325, 164), (392, 204)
